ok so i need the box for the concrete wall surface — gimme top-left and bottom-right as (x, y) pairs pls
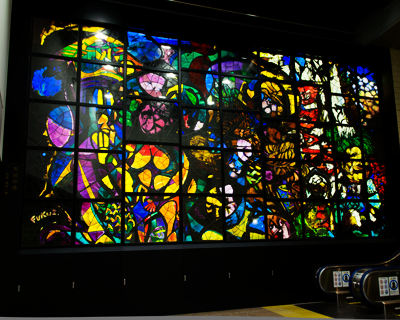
(0, 0), (12, 161)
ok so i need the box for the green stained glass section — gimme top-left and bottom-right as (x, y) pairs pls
(303, 202), (337, 238)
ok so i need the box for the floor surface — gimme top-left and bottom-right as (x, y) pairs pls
(175, 301), (400, 318)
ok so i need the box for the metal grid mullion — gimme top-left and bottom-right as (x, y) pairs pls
(70, 22), (84, 247)
(218, 46), (228, 242)
(121, 26), (128, 245)
(178, 38), (184, 244)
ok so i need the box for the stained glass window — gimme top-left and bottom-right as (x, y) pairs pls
(21, 17), (390, 247)
(126, 99), (179, 143)
(76, 201), (122, 244)
(183, 196), (223, 241)
(182, 71), (219, 107)
(31, 57), (77, 102)
(28, 103), (76, 148)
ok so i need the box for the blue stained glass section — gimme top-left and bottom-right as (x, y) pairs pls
(249, 215), (264, 232)
(152, 36), (178, 46)
(51, 153), (72, 186)
(188, 213), (203, 233)
(32, 67), (62, 97)
(127, 31), (162, 62)
(205, 73), (214, 92)
(283, 56), (290, 65)
(49, 106), (73, 130)
(296, 57), (305, 66)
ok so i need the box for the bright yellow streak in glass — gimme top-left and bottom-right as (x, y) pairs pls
(202, 230), (223, 241)
(132, 152), (151, 169)
(164, 173), (179, 193)
(83, 204), (103, 232)
(102, 175), (114, 189)
(187, 179), (197, 193)
(154, 152), (170, 170)
(54, 160), (72, 186)
(154, 175), (170, 190)
(159, 200), (178, 242)
(250, 232), (265, 239)
(96, 234), (114, 244)
(97, 89), (103, 105)
(182, 151), (189, 185)
(40, 23), (78, 45)
(97, 152), (107, 164)
(228, 209), (251, 238)
(138, 169), (152, 187)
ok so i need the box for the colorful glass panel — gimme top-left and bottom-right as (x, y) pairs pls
(339, 202), (369, 237)
(225, 197), (265, 240)
(183, 149), (221, 194)
(266, 201), (302, 239)
(261, 82), (295, 119)
(357, 66), (378, 98)
(77, 152), (122, 199)
(301, 162), (336, 199)
(221, 75), (259, 110)
(334, 126), (362, 159)
(125, 145), (180, 194)
(25, 150), (74, 198)
(362, 128), (384, 160)
(303, 202), (337, 238)
(219, 49), (258, 76)
(265, 161), (300, 199)
(369, 201), (387, 237)
(183, 196), (223, 241)
(365, 162), (386, 201)
(181, 40), (218, 71)
(259, 52), (291, 80)
(127, 31), (179, 70)
(82, 27), (124, 63)
(126, 99), (179, 143)
(224, 151), (262, 195)
(300, 123), (333, 161)
(295, 57), (326, 83)
(182, 71), (219, 107)
(80, 63), (124, 106)
(21, 201), (73, 247)
(264, 120), (297, 159)
(31, 57), (77, 102)
(331, 95), (358, 125)
(127, 69), (178, 99)
(329, 63), (355, 95)
(76, 202), (121, 244)
(28, 103), (75, 148)
(337, 161), (365, 200)
(23, 16), (391, 246)
(79, 107), (123, 150)
(359, 98), (380, 126)
(298, 86), (329, 122)
(223, 112), (261, 150)
(182, 108), (220, 147)
(32, 18), (78, 57)
(126, 195), (179, 242)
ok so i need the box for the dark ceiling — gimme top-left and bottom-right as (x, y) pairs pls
(100, 0), (400, 49)
(164, 0), (395, 33)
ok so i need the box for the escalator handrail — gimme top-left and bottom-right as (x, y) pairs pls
(359, 265), (400, 306)
(316, 263), (380, 295)
(349, 267), (366, 297)
(316, 249), (400, 295)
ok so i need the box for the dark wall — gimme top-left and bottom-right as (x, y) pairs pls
(1, 0), (399, 316)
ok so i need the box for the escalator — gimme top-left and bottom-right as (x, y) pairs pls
(316, 249), (400, 313)
(316, 249), (400, 297)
